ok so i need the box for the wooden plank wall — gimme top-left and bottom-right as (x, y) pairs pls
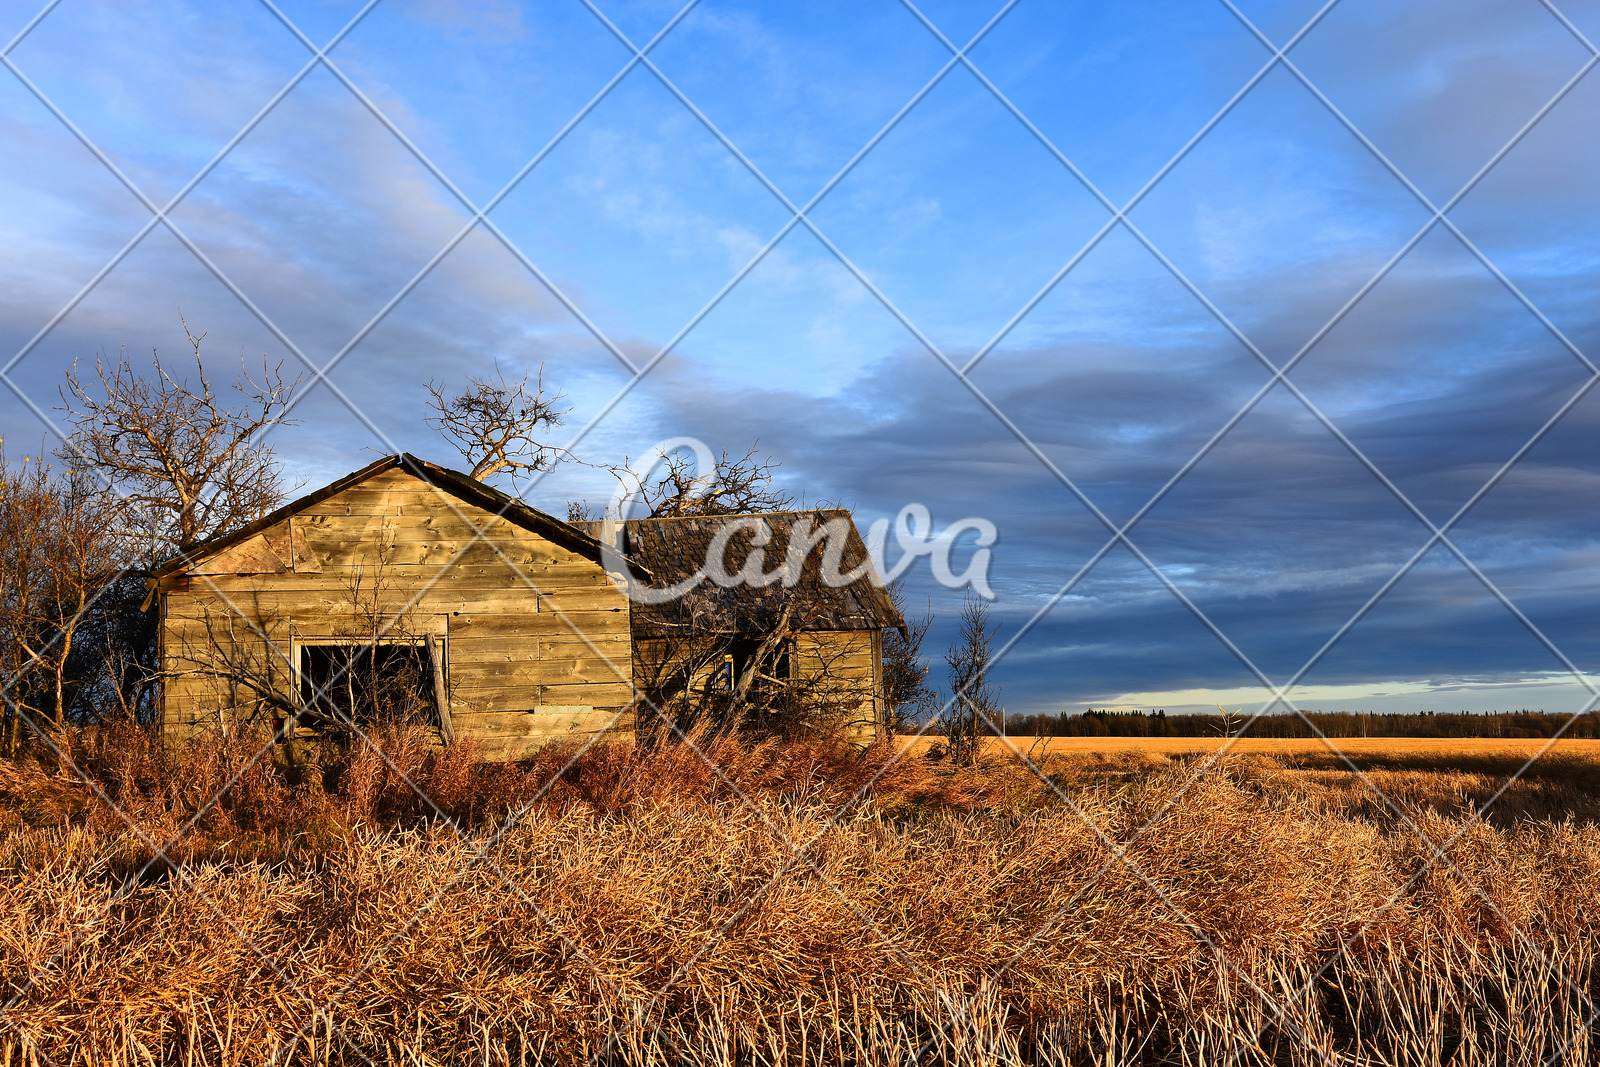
(160, 469), (634, 757)
(628, 631), (882, 743)
(794, 630), (881, 742)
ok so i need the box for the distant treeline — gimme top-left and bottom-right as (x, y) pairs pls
(1003, 709), (1600, 740)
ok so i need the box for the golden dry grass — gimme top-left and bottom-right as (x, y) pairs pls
(901, 732), (1600, 760)
(1, 726), (1598, 1064)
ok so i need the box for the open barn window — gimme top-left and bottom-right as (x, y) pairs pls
(726, 637), (791, 693)
(296, 640), (437, 731)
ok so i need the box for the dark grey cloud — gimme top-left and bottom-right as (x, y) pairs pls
(617, 252), (1600, 713)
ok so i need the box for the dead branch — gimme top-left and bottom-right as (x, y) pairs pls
(425, 363), (571, 485)
(943, 594), (1001, 767)
(618, 444), (794, 519)
(0, 444), (133, 749)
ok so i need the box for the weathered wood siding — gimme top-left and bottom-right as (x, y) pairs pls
(159, 468), (633, 759)
(793, 630), (881, 742)
(630, 630), (882, 742)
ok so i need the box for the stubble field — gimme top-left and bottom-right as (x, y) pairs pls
(904, 732), (1600, 760)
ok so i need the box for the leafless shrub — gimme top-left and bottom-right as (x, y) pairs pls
(0, 443), (136, 747)
(633, 584), (877, 744)
(943, 594), (1001, 766)
(19, 320), (300, 732)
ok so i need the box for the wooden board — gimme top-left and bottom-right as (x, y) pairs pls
(453, 707), (619, 738)
(189, 533), (288, 575)
(289, 520), (321, 573)
(291, 543), (591, 570)
(448, 633), (631, 655)
(165, 616), (448, 641)
(449, 657), (632, 687)
(444, 612), (630, 638)
(451, 683), (634, 714)
(165, 574), (623, 602)
(173, 569), (615, 593)
(794, 632), (875, 677)
(297, 494), (573, 537)
(295, 507), (574, 541)
(163, 588), (625, 620)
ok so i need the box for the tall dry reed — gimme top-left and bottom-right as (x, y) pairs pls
(1, 727), (1597, 1064)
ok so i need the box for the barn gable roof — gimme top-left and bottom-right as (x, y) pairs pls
(149, 454), (617, 580)
(577, 511), (905, 638)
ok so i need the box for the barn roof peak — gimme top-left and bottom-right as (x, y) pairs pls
(148, 453), (613, 580)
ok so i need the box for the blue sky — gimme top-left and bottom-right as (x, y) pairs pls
(3, 0), (1599, 718)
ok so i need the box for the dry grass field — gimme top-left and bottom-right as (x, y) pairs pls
(2, 724), (1599, 1065)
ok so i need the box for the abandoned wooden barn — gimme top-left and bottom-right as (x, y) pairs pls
(148, 454), (634, 761)
(148, 455), (903, 758)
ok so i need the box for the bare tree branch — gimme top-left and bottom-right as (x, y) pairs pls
(425, 363), (571, 485)
(943, 594), (1001, 767)
(616, 444), (794, 519)
(58, 317), (300, 556)
(0, 444), (133, 747)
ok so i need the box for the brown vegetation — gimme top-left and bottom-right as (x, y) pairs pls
(2, 727), (1599, 1064)
(0, 444), (129, 743)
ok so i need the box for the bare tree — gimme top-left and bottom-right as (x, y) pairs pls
(622, 443), (794, 518)
(59, 319), (300, 557)
(425, 363), (571, 486)
(881, 579), (935, 735)
(943, 594), (1001, 767)
(48, 320), (300, 729)
(0, 444), (131, 749)
(566, 500), (600, 523)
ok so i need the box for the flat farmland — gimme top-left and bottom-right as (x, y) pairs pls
(897, 733), (1600, 761)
